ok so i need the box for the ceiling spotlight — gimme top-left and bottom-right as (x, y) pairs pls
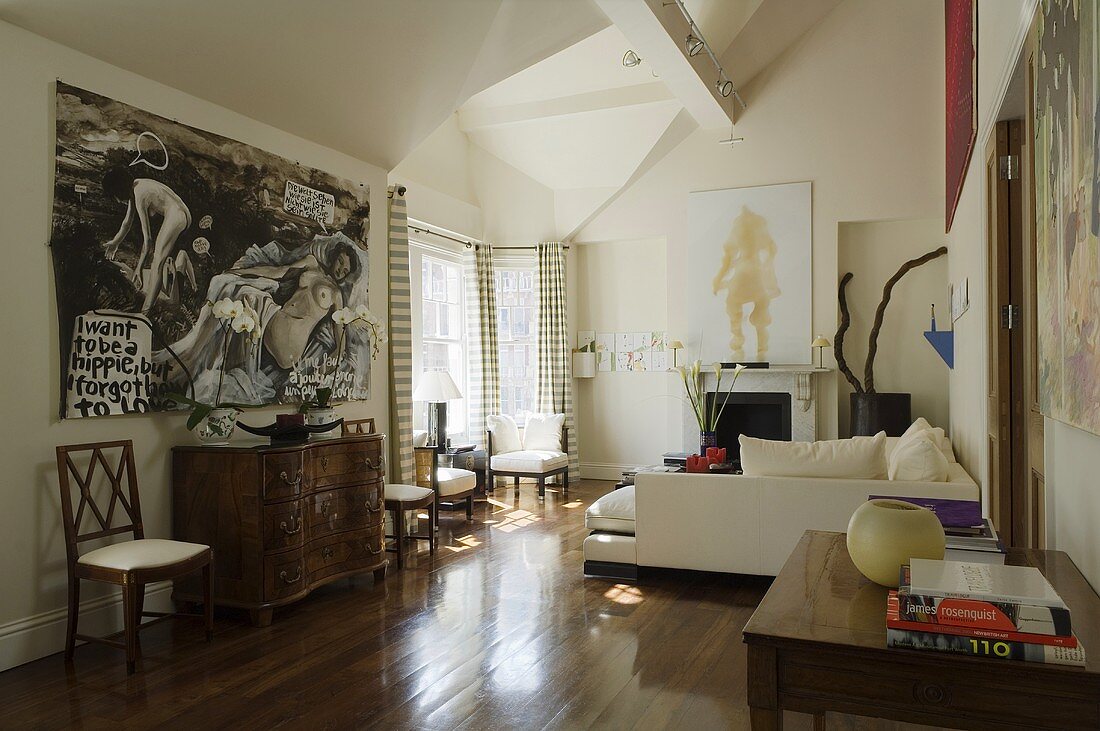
(622, 50), (643, 68)
(685, 33), (704, 57)
(716, 78), (734, 97)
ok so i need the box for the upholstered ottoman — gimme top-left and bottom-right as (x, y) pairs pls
(582, 486), (638, 579)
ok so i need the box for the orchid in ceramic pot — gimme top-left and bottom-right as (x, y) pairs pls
(675, 358), (745, 456)
(168, 297), (261, 444)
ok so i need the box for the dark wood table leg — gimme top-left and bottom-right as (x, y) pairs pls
(747, 643), (781, 730)
(749, 708), (782, 730)
(249, 608), (273, 627)
(812, 713), (825, 730)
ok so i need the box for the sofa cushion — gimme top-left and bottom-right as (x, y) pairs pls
(739, 432), (887, 479)
(491, 450), (568, 473)
(487, 414), (522, 454)
(887, 435), (956, 464)
(436, 467), (476, 496)
(888, 432), (949, 482)
(524, 413), (565, 451)
(585, 486), (636, 534)
(583, 532), (637, 565)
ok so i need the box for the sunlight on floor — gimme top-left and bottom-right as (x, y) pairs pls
(603, 584), (644, 605)
(492, 509), (543, 533)
(444, 534), (482, 552)
(562, 501), (584, 509)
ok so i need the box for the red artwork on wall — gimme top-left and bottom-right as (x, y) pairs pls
(945, 0), (976, 232)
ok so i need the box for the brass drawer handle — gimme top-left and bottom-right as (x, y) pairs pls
(320, 456), (330, 472)
(280, 565), (302, 584)
(320, 499), (333, 518)
(360, 456), (381, 470)
(322, 546), (335, 559)
(366, 539), (384, 556)
(365, 498), (382, 514)
(280, 516), (303, 535)
(280, 469), (303, 487)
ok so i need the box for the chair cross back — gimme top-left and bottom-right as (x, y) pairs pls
(56, 440), (144, 553)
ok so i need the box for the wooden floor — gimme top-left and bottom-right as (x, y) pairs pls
(0, 480), (940, 730)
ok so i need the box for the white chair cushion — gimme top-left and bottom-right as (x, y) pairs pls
(583, 532), (637, 565)
(585, 486), (635, 534)
(739, 432), (888, 479)
(491, 450), (568, 473)
(412, 430), (429, 448)
(386, 483), (435, 502)
(78, 538), (208, 571)
(524, 413), (564, 451)
(436, 467), (477, 497)
(888, 432), (949, 482)
(487, 414), (523, 454)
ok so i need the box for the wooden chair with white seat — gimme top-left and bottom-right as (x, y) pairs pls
(55, 440), (214, 674)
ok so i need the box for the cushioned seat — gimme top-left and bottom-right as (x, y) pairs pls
(77, 538), (209, 572)
(490, 450), (568, 473)
(583, 532), (637, 565)
(436, 467), (477, 497)
(385, 483), (435, 502)
(585, 486), (636, 535)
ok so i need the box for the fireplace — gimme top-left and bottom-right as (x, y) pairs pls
(706, 391), (792, 463)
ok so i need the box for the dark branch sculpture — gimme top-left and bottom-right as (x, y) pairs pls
(834, 272), (863, 393)
(863, 246), (948, 393)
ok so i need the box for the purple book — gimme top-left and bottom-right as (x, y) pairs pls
(868, 495), (982, 528)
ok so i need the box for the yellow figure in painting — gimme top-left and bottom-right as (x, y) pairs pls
(711, 206), (781, 361)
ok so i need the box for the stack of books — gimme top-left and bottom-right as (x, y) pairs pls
(887, 558), (1086, 666)
(869, 496), (1007, 564)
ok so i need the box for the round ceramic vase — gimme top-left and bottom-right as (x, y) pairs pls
(846, 498), (945, 587)
(305, 406), (339, 438)
(193, 407), (239, 446)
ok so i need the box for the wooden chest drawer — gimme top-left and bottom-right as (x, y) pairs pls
(306, 526), (384, 584)
(262, 451), (306, 501)
(308, 482), (383, 540)
(311, 441), (383, 490)
(262, 499), (306, 553)
(263, 550), (305, 602)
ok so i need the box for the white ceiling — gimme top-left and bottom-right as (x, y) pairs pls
(0, 0), (609, 169)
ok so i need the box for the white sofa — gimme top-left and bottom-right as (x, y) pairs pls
(582, 437), (980, 580)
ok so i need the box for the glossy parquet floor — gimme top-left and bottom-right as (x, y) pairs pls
(0, 480), (941, 730)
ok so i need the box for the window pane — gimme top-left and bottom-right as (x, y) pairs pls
(423, 301), (438, 337)
(432, 262), (446, 301)
(422, 259), (431, 299)
(447, 267), (460, 304)
(494, 267), (538, 419)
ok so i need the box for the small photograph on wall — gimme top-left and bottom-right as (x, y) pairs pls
(50, 83), (371, 418)
(596, 351), (613, 372)
(687, 182), (813, 365)
(595, 332), (615, 353)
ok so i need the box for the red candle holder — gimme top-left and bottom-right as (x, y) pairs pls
(686, 454), (710, 473)
(706, 447), (727, 465)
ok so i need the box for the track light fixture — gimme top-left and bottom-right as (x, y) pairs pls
(622, 50), (643, 68)
(716, 79), (733, 97)
(685, 33), (704, 57)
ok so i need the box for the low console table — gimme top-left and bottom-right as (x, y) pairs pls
(171, 434), (387, 627)
(743, 531), (1100, 729)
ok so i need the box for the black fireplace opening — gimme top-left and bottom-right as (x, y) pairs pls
(706, 391), (792, 463)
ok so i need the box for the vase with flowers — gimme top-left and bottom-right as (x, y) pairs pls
(169, 297), (262, 444)
(298, 304), (388, 435)
(675, 359), (746, 457)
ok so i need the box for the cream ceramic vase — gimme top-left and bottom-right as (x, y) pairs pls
(305, 406), (339, 438)
(846, 498), (945, 587)
(193, 407), (239, 446)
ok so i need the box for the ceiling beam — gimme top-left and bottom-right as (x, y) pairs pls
(594, 0), (732, 129)
(457, 82), (677, 132)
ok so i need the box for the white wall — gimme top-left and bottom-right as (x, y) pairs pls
(574, 0), (945, 447)
(574, 238), (675, 477)
(0, 19), (390, 670)
(837, 219), (949, 438)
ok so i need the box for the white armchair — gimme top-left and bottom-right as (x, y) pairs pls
(486, 413), (569, 500)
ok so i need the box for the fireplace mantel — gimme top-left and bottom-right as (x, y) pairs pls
(683, 367), (831, 450)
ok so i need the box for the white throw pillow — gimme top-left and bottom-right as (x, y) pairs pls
(739, 432), (888, 479)
(888, 431), (949, 482)
(897, 417), (952, 462)
(524, 413), (565, 451)
(487, 414), (523, 455)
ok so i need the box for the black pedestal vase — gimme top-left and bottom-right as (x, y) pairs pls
(850, 392), (911, 437)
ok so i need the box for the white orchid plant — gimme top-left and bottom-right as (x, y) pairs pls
(169, 297), (261, 430)
(676, 359), (746, 434)
(299, 304), (388, 412)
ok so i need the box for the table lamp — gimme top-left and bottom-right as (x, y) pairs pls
(413, 370), (463, 448)
(668, 340), (684, 368)
(811, 335), (831, 369)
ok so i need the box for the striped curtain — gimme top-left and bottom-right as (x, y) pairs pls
(536, 242), (580, 481)
(463, 244), (500, 448)
(386, 185), (414, 483)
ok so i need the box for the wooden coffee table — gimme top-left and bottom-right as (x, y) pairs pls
(743, 530), (1100, 730)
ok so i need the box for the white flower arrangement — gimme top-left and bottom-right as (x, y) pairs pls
(675, 358), (745, 434)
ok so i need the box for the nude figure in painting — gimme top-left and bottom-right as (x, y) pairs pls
(102, 166), (193, 313)
(711, 206), (781, 361)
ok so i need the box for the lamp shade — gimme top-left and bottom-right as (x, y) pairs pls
(573, 351), (596, 378)
(668, 340), (684, 350)
(413, 370), (463, 402)
(811, 335), (831, 348)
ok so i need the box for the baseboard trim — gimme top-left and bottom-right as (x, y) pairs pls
(0, 580), (172, 672)
(580, 463), (634, 481)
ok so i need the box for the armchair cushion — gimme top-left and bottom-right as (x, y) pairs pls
(487, 414), (522, 455)
(523, 413), (565, 451)
(585, 486), (635, 534)
(436, 467), (477, 497)
(491, 450), (568, 473)
(78, 538), (208, 571)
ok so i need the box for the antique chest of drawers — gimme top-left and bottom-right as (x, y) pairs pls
(171, 434), (387, 626)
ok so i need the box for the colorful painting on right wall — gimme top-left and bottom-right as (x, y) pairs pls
(1034, 0), (1100, 436)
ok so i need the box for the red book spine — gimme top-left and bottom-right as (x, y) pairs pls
(887, 592), (1078, 648)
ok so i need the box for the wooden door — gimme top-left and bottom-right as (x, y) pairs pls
(986, 118), (1033, 548)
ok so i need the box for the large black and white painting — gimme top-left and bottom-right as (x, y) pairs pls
(51, 82), (371, 418)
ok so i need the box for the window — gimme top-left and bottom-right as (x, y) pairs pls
(410, 245), (467, 440)
(495, 265), (538, 421)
